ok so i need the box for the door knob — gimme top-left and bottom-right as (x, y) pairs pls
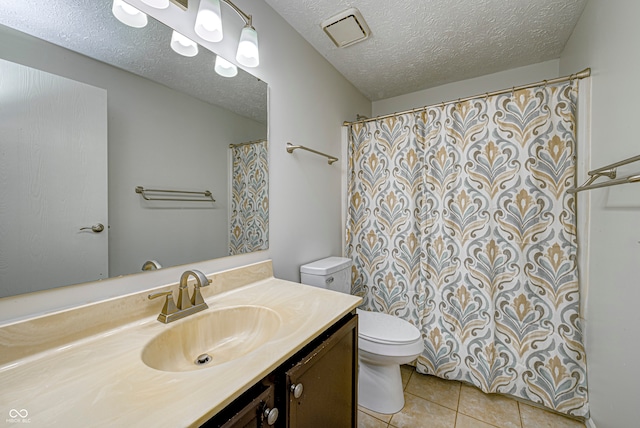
(290, 383), (304, 399)
(80, 223), (104, 233)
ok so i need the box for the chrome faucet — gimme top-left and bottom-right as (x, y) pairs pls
(148, 269), (212, 323)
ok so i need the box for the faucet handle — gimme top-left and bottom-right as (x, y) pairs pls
(148, 291), (178, 317)
(191, 280), (211, 306)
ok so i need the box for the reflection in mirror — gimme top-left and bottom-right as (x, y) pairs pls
(0, 1), (268, 298)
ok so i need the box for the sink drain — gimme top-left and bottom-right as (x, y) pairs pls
(195, 353), (212, 366)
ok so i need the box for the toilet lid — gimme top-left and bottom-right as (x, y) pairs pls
(357, 309), (421, 345)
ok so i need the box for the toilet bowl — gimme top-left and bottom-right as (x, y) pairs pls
(300, 257), (424, 415)
(357, 309), (423, 414)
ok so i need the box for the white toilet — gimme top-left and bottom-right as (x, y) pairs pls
(300, 256), (424, 414)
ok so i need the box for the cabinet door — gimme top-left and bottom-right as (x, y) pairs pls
(286, 315), (357, 428)
(202, 383), (278, 428)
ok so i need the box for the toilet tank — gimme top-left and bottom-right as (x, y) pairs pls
(300, 257), (352, 294)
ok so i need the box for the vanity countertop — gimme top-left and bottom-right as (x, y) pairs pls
(0, 266), (361, 427)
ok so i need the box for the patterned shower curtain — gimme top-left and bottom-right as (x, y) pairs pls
(346, 80), (588, 417)
(229, 140), (269, 255)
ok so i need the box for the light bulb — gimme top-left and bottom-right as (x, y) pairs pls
(112, 0), (148, 28)
(195, 0), (223, 42)
(236, 25), (259, 68)
(170, 31), (199, 57)
(214, 55), (238, 78)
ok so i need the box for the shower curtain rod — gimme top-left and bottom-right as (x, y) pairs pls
(229, 138), (267, 148)
(343, 68), (591, 126)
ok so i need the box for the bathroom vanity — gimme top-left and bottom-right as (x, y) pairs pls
(204, 312), (357, 427)
(0, 261), (361, 427)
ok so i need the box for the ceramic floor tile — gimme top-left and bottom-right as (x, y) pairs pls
(455, 413), (500, 428)
(519, 403), (586, 428)
(457, 385), (521, 428)
(358, 410), (390, 428)
(406, 372), (461, 411)
(401, 365), (413, 389)
(389, 393), (457, 428)
(359, 405), (393, 423)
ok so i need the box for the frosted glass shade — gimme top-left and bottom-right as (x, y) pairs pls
(214, 56), (238, 78)
(170, 31), (199, 57)
(194, 0), (223, 42)
(112, 0), (148, 28)
(140, 0), (170, 8)
(236, 25), (259, 68)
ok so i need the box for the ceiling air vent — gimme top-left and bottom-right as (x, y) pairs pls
(321, 8), (371, 48)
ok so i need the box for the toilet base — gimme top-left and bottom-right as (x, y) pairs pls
(358, 359), (405, 414)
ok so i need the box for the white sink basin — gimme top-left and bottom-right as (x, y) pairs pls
(142, 305), (281, 372)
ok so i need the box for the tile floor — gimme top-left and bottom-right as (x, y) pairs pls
(357, 366), (586, 428)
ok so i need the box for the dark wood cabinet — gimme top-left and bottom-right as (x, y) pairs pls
(284, 315), (357, 428)
(202, 381), (278, 428)
(201, 312), (357, 428)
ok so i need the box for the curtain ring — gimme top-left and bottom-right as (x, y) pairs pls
(543, 79), (548, 88)
(484, 92), (489, 101)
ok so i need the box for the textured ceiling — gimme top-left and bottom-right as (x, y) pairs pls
(265, 0), (587, 101)
(0, 0), (267, 123)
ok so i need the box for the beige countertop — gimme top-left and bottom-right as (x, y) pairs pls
(0, 263), (361, 427)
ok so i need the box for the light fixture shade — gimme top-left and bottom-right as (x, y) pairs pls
(236, 25), (259, 68)
(170, 30), (199, 57)
(194, 0), (223, 42)
(140, 0), (170, 9)
(214, 55), (238, 78)
(112, 0), (148, 28)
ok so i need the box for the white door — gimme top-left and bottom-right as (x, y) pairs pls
(0, 58), (108, 297)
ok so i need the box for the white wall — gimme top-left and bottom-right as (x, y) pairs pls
(107, 76), (266, 277)
(559, 1), (640, 426)
(372, 60), (560, 116)
(0, 25), (266, 280)
(128, 0), (372, 281)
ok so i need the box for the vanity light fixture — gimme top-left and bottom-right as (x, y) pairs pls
(170, 30), (199, 57)
(236, 24), (259, 68)
(112, 0), (148, 28)
(139, 0), (170, 8)
(194, 0), (223, 42)
(195, 0), (259, 68)
(214, 55), (238, 77)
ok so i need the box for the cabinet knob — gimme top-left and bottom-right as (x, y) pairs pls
(263, 407), (278, 425)
(290, 383), (304, 399)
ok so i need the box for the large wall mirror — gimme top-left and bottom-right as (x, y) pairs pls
(0, 0), (268, 298)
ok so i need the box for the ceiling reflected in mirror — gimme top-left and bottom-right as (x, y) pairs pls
(0, 0), (266, 124)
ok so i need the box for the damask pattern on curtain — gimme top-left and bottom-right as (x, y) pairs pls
(229, 140), (269, 255)
(346, 81), (588, 416)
